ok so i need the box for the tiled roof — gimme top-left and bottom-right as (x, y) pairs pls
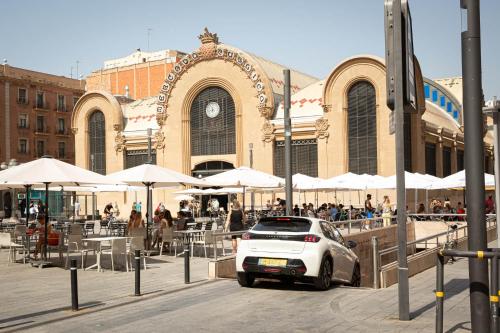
(121, 96), (159, 134)
(224, 45), (319, 95)
(274, 80), (325, 122)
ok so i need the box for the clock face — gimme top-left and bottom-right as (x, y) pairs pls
(205, 102), (220, 118)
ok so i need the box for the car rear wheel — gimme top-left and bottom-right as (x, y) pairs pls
(237, 272), (255, 287)
(349, 263), (361, 287)
(314, 257), (332, 290)
(280, 276), (295, 286)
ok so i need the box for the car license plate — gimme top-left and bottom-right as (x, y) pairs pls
(258, 258), (287, 267)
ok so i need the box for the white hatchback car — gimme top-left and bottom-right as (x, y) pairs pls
(236, 216), (360, 290)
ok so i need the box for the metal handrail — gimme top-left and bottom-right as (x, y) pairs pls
(330, 217), (385, 234)
(212, 230), (247, 260)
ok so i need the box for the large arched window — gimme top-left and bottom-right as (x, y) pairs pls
(191, 87), (235, 156)
(348, 81), (377, 175)
(88, 111), (106, 174)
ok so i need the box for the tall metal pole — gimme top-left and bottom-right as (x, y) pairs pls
(249, 143), (255, 211)
(283, 69), (293, 216)
(146, 128), (153, 250)
(461, 0), (491, 331)
(90, 154), (96, 220)
(492, 98), (500, 247)
(393, 0), (409, 321)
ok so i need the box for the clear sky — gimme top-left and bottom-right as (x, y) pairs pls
(1, 0), (498, 99)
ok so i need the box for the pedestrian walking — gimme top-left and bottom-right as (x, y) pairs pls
(225, 200), (246, 254)
(382, 195), (392, 227)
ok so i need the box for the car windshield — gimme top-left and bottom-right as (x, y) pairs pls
(253, 217), (311, 232)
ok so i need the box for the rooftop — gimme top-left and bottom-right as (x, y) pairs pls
(0, 64), (84, 91)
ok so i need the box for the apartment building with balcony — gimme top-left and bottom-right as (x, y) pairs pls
(0, 63), (84, 165)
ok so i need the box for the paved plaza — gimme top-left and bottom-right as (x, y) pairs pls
(0, 246), (474, 333)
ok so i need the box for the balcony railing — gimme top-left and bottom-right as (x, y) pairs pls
(35, 126), (50, 134)
(56, 105), (67, 112)
(34, 101), (49, 110)
(56, 128), (68, 135)
(17, 97), (28, 105)
(17, 123), (29, 129)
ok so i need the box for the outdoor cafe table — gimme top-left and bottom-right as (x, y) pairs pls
(174, 230), (205, 257)
(84, 236), (129, 272)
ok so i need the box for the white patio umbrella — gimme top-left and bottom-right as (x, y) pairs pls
(368, 172), (436, 189)
(106, 163), (206, 249)
(203, 166), (285, 188)
(174, 194), (195, 201)
(316, 172), (368, 190)
(203, 166), (285, 210)
(427, 170), (495, 190)
(0, 156), (124, 260)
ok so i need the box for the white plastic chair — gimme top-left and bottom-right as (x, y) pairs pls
(128, 236), (147, 271)
(102, 238), (128, 272)
(0, 232), (26, 264)
(65, 234), (92, 269)
(159, 227), (182, 256)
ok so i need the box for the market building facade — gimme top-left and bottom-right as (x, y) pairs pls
(71, 29), (494, 213)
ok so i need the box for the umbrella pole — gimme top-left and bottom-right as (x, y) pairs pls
(242, 186), (246, 212)
(24, 185), (31, 227)
(92, 192), (96, 221)
(44, 182), (50, 260)
(72, 190), (76, 224)
(145, 182), (151, 251)
(415, 188), (418, 213)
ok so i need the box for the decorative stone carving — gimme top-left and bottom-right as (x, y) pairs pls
(321, 104), (332, 113)
(315, 118), (330, 140)
(258, 105), (273, 119)
(156, 29), (273, 126)
(437, 127), (443, 143)
(261, 121), (275, 143)
(154, 131), (165, 150)
(198, 27), (219, 44)
(115, 131), (126, 152)
(113, 124), (121, 131)
(70, 127), (78, 135)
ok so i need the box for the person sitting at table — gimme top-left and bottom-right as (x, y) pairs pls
(152, 210), (165, 249)
(157, 210), (174, 250)
(34, 215), (52, 260)
(127, 210), (144, 234)
(103, 203), (114, 219)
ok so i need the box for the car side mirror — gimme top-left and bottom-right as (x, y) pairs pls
(346, 240), (357, 249)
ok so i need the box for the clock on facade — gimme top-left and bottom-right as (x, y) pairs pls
(205, 101), (220, 118)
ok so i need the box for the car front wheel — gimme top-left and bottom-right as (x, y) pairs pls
(349, 263), (361, 287)
(314, 257), (332, 290)
(237, 272), (255, 287)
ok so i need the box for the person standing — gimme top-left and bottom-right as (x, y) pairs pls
(225, 200), (246, 255)
(364, 194), (375, 229)
(382, 196), (392, 227)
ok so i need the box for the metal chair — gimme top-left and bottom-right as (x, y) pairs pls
(65, 234), (92, 269)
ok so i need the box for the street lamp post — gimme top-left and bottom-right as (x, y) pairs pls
(461, 1), (491, 331)
(483, 97), (500, 246)
(249, 143), (254, 211)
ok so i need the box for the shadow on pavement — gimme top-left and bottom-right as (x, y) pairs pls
(445, 321), (471, 333)
(251, 279), (342, 292)
(410, 278), (468, 320)
(0, 301), (103, 326)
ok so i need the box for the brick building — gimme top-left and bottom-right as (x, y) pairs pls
(0, 64), (84, 166)
(85, 49), (185, 99)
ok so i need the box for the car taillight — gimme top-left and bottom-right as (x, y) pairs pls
(242, 232), (251, 240)
(304, 234), (321, 243)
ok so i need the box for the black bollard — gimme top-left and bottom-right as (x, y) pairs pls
(491, 255), (499, 333)
(435, 254), (445, 333)
(70, 259), (79, 311)
(135, 249), (141, 296)
(184, 244), (190, 284)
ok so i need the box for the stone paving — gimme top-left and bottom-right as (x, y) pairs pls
(0, 242), (480, 333)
